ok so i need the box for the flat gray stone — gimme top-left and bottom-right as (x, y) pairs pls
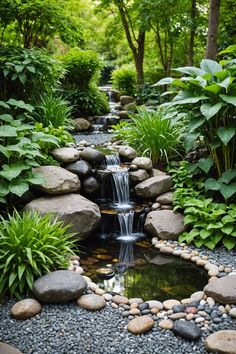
(73, 118), (91, 131)
(80, 147), (105, 164)
(205, 330), (236, 354)
(119, 146), (137, 161)
(51, 148), (80, 163)
(145, 210), (185, 240)
(77, 294), (106, 311)
(204, 275), (236, 304)
(33, 166), (80, 195)
(156, 192), (173, 205)
(120, 95), (134, 105)
(130, 169), (149, 183)
(135, 175), (172, 198)
(173, 320), (202, 341)
(65, 160), (92, 177)
(24, 194), (101, 239)
(11, 299), (41, 320)
(132, 157), (152, 170)
(33, 270), (87, 303)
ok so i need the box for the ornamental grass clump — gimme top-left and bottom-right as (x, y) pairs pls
(0, 211), (76, 299)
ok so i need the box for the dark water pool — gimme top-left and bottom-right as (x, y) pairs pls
(80, 238), (208, 302)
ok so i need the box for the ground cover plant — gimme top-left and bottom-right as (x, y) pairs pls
(111, 65), (137, 96)
(0, 211), (76, 299)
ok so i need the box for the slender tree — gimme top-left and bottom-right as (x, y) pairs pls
(189, 0), (197, 65)
(205, 0), (221, 58)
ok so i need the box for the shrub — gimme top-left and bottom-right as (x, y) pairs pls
(68, 85), (109, 116)
(111, 107), (184, 165)
(0, 47), (64, 102)
(34, 94), (73, 129)
(111, 65), (137, 96)
(0, 211), (76, 298)
(61, 48), (101, 89)
(157, 47), (236, 201)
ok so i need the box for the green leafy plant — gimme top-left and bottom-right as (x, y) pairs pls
(179, 198), (236, 251)
(168, 161), (205, 210)
(0, 47), (64, 102)
(0, 100), (59, 207)
(157, 48), (236, 200)
(34, 94), (73, 128)
(0, 211), (76, 298)
(111, 64), (137, 96)
(111, 107), (184, 165)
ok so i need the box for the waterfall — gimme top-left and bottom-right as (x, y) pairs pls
(117, 210), (134, 239)
(106, 155), (120, 167)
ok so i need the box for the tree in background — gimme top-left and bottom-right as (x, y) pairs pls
(205, 0), (221, 58)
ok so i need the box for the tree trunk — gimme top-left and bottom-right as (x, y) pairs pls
(205, 0), (221, 59)
(189, 0), (196, 65)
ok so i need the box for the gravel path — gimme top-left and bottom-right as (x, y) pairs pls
(1, 300), (236, 354)
(0, 246), (236, 354)
(74, 132), (113, 145)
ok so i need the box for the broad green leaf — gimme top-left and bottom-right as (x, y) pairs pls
(222, 215), (235, 224)
(0, 196), (6, 203)
(26, 66), (35, 73)
(218, 77), (234, 90)
(27, 173), (45, 185)
(19, 73), (27, 85)
(219, 170), (236, 184)
(172, 96), (209, 105)
(200, 59), (222, 74)
(214, 70), (229, 80)
(198, 158), (214, 173)
(0, 125), (17, 137)
(7, 99), (34, 113)
(200, 229), (211, 239)
(184, 132), (200, 152)
(205, 178), (221, 191)
(220, 183), (236, 200)
(0, 182), (9, 196)
(200, 102), (223, 120)
(8, 181), (29, 197)
(0, 101), (10, 109)
(204, 84), (222, 94)
(0, 114), (14, 123)
(15, 65), (24, 73)
(223, 236), (235, 250)
(217, 127), (235, 145)
(210, 137), (221, 149)
(218, 45), (236, 54)
(174, 66), (204, 76)
(188, 116), (205, 132)
(171, 79), (188, 88)
(155, 77), (174, 86)
(222, 225), (234, 235)
(219, 95), (236, 106)
(0, 163), (29, 181)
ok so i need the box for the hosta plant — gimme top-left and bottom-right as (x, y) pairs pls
(179, 198), (236, 251)
(0, 211), (76, 299)
(157, 47), (236, 201)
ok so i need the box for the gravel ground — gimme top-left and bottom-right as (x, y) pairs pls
(74, 132), (113, 145)
(0, 246), (236, 354)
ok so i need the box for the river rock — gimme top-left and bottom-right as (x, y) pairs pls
(127, 315), (154, 334)
(10, 299), (41, 320)
(65, 160), (92, 177)
(146, 300), (163, 310)
(112, 295), (129, 305)
(156, 192), (173, 205)
(80, 147), (105, 164)
(33, 166), (80, 195)
(51, 148), (80, 163)
(82, 176), (100, 194)
(150, 168), (167, 177)
(229, 308), (236, 318)
(119, 146), (137, 160)
(204, 275), (236, 304)
(32, 270), (87, 303)
(163, 299), (180, 310)
(130, 169), (149, 183)
(135, 176), (172, 199)
(73, 118), (91, 131)
(24, 194), (101, 239)
(117, 111), (129, 119)
(120, 95), (134, 106)
(172, 320), (202, 341)
(159, 319), (173, 330)
(145, 210), (185, 239)
(0, 343), (23, 354)
(132, 157), (152, 170)
(205, 330), (236, 354)
(77, 294), (106, 311)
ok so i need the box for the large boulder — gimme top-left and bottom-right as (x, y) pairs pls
(132, 157), (152, 170)
(117, 111), (129, 120)
(51, 148), (80, 163)
(135, 175), (172, 199)
(145, 210), (185, 240)
(24, 194), (101, 239)
(205, 330), (236, 354)
(120, 95), (134, 106)
(204, 275), (236, 304)
(0, 343), (23, 354)
(32, 270), (87, 303)
(65, 160), (92, 177)
(73, 118), (91, 131)
(119, 146), (137, 161)
(156, 192), (173, 205)
(130, 169), (149, 183)
(82, 177), (100, 194)
(33, 166), (80, 195)
(80, 147), (105, 164)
